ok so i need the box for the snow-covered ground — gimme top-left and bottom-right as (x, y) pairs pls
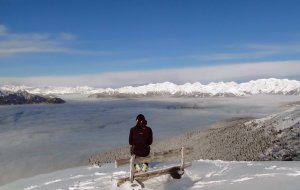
(0, 99), (300, 190)
(1, 78), (300, 96)
(1, 93), (300, 189)
(1, 95), (298, 186)
(1, 160), (300, 190)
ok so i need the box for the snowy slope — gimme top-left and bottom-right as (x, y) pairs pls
(1, 78), (300, 97)
(245, 107), (300, 160)
(1, 160), (300, 190)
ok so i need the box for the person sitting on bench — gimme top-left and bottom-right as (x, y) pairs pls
(129, 114), (153, 172)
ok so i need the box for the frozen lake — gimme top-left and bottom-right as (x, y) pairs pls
(0, 95), (299, 186)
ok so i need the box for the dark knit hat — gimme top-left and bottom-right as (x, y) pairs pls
(136, 114), (145, 122)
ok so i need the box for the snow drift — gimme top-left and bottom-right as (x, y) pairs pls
(1, 160), (300, 190)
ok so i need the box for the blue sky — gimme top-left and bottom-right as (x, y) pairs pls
(1, 0), (300, 86)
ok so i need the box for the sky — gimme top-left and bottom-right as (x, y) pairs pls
(1, 0), (300, 87)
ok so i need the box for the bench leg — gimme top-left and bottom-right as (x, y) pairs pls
(130, 154), (135, 183)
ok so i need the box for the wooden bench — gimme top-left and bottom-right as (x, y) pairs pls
(115, 147), (192, 186)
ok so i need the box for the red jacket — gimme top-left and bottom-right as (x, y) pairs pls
(129, 125), (153, 157)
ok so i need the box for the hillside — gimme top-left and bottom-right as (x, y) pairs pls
(0, 90), (65, 105)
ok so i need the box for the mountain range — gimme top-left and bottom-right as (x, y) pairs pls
(0, 90), (65, 105)
(1, 78), (300, 98)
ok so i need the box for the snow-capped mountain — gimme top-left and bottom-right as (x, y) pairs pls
(0, 85), (96, 95)
(0, 90), (65, 105)
(238, 78), (300, 95)
(1, 78), (300, 97)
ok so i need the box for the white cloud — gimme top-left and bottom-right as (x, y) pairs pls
(0, 25), (114, 57)
(0, 25), (8, 35)
(190, 51), (276, 61)
(59, 33), (76, 40)
(244, 43), (300, 55)
(188, 43), (300, 61)
(0, 60), (299, 87)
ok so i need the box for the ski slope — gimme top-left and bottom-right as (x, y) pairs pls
(1, 160), (300, 190)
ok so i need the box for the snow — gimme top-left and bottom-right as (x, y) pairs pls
(1, 160), (300, 190)
(247, 107), (300, 130)
(242, 107), (300, 160)
(2, 95), (297, 187)
(1, 89), (300, 189)
(1, 78), (300, 96)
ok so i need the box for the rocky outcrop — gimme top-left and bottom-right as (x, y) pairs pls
(244, 108), (300, 161)
(0, 90), (65, 105)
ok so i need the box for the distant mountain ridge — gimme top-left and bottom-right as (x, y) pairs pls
(1, 78), (300, 97)
(0, 90), (65, 105)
